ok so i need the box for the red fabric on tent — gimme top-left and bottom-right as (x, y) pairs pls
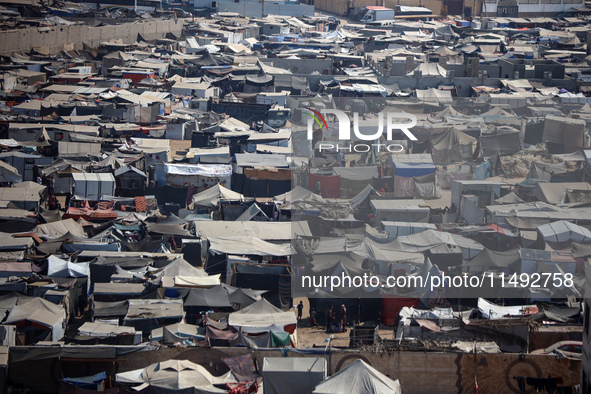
(308, 173), (340, 198)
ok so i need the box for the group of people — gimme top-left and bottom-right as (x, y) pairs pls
(326, 304), (347, 333)
(296, 301), (347, 333)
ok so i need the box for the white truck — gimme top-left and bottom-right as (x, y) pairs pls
(360, 6), (395, 24)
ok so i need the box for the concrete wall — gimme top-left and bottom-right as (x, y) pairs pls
(8, 346), (582, 393)
(0, 19), (185, 55)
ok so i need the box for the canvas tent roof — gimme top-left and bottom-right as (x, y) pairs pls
(533, 182), (591, 205)
(124, 299), (184, 321)
(190, 184), (244, 208)
(4, 296), (66, 340)
(407, 63), (447, 77)
(466, 248), (520, 269)
(235, 203), (269, 221)
(159, 257), (207, 278)
(415, 88), (452, 103)
(115, 360), (237, 391)
(274, 186), (324, 202)
(430, 127), (477, 165)
(208, 237), (295, 256)
(150, 323), (203, 342)
(229, 298), (296, 332)
(0, 161), (22, 183)
(537, 220), (591, 244)
(33, 218), (86, 239)
(184, 285), (232, 308)
(528, 162), (567, 182)
(78, 322), (135, 337)
(312, 359), (401, 394)
(193, 221), (311, 240)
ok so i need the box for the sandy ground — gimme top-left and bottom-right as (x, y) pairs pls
(292, 297), (397, 348)
(170, 140), (192, 159)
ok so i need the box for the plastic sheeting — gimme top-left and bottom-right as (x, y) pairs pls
(208, 237), (295, 256)
(48, 255), (89, 278)
(478, 298), (536, 319)
(431, 128), (477, 165)
(537, 220), (591, 243)
(115, 360), (237, 391)
(4, 297), (66, 341)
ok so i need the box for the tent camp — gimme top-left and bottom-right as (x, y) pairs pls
(263, 357), (327, 394)
(115, 360), (237, 393)
(190, 184), (243, 208)
(430, 128), (477, 165)
(312, 359), (401, 394)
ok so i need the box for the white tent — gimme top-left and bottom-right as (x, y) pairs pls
(3, 297), (66, 341)
(228, 298), (297, 333)
(72, 172), (115, 200)
(115, 360), (237, 393)
(312, 359), (401, 394)
(47, 255), (89, 278)
(263, 357), (327, 394)
(78, 321), (135, 337)
(0, 160), (22, 183)
(537, 220), (591, 244)
(190, 184), (243, 208)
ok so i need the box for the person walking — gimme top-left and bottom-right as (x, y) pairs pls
(297, 300), (304, 321)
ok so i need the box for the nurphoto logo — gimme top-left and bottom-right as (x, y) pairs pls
(305, 108), (418, 153)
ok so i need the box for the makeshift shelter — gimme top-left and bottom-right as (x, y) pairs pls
(415, 88), (452, 103)
(150, 323), (205, 342)
(312, 359), (401, 394)
(480, 130), (521, 157)
(537, 220), (591, 244)
(228, 298), (297, 335)
(3, 296), (66, 343)
(528, 162), (567, 182)
(430, 128), (477, 165)
(542, 116), (585, 153)
(533, 182), (591, 205)
(464, 248), (520, 273)
(184, 285), (233, 323)
(262, 357), (327, 394)
(115, 360), (237, 393)
(114, 165), (147, 189)
(73, 173), (116, 200)
(0, 161), (22, 184)
(123, 299), (185, 334)
(190, 184), (243, 208)
(334, 167), (379, 196)
(235, 203), (269, 221)
(389, 154), (435, 177)
(77, 321), (135, 338)
(407, 63), (447, 77)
